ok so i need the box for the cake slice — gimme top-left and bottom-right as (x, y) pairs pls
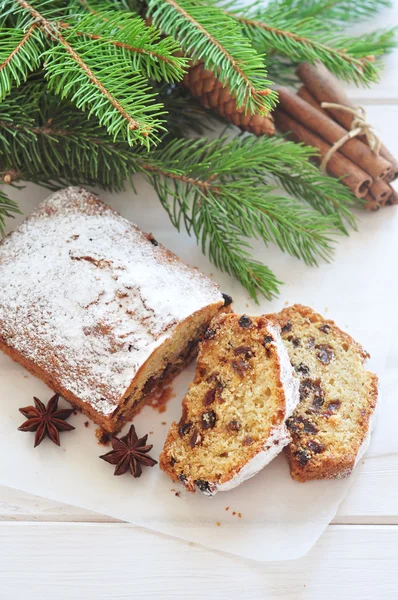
(270, 305), (378, 481)
(0, 187), (227, 433)
(160, 313), (299, 495)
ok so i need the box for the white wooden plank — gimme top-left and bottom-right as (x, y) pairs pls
(0, 454), (397, 524)
(0, 523), (396, 599)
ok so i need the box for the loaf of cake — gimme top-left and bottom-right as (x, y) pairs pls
(270, 305), (378, 481)
(0, 187), (227, 432)
(160, 313), (300, 495)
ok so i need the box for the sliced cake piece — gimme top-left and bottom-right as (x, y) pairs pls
(0, 187), (226, 433)
(269, 305), (378, 481)
(160, 313), (299, 495)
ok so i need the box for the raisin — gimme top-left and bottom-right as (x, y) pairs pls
(238, 315), (252, 328)
(189, 429), (202, 448)
(287, 416), (318, 435)
(295, 449), (310, 466)
(319, 324), (331, 334)
(231, 359), (250, 377)
(227, 420), (241, 432)
(263, 335), (274, 346)
(281, 322), (292, 333)
(299, 378), (313, 401)
(222, 293), (233, 307)
(203, 388), (217, 406)
(307, 337), (315, 349)
(308, 440), (325, 454)
(178, 473), (187, 483)
(242, 435), (254, 446)
(178, 421), (193, 437)
(170, 457), (177, 466)
(291, 337), (301, 348)
(295, 363), (310, 376)
(195, 479), (212, 494)
(312, 394), (325, 410)
(219, 452), (229, 458)
(206, 373), (224, 390)
(322, 399), (342, 417)
(128, 344), (133, 352)
(234, 346), (253, 359)
(204, 328), (217, 340)
(149, 236), (158, 246)
(316, 344), (334, 365)
(300, 379), (325, 409)
(201, 410), (217, 429)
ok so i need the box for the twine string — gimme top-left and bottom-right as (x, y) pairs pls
(319, 102), (381, 172)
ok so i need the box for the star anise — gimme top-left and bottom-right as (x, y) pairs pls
(18, 394), (75, 447)
(100, 424), (158, 477)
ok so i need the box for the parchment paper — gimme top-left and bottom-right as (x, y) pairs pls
(0, 180), (397, 561)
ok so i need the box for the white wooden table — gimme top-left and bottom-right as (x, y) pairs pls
(1, 5), (398, 598)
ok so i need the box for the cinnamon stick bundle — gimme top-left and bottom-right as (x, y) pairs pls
(297, 87), (394, 205)
(274, 110), (372, 197)
(277, 87), (392, 181)
(296, 62), (398, 182)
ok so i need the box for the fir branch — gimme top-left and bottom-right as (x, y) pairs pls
(196, 204), (282, 300)
(0, 82), (357, 299)
(146, 0), (277, 114)
(0, 25), (45, 101)
(225, 4), (396, 85)
(137, 137), (342, 266)
(0, 184), (21, 236)
(8, 0), (166, 147)
(238, 135), (358, 232)
(59, 9), (188, 82)
(264, 0), (392, 24)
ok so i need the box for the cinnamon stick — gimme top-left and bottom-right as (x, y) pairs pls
(369, 179), (393, 204)
(296, 62), (398, 181)
(277, 87), (392, 181)
(297, 86), (329, 116)
(274, 110), (371, 198)
(363, 193), (381, 211)
(298, 90), (393, 205)
(387, 188), (398, 206)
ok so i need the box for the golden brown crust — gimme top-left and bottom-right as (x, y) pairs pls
(267, 304), (378, 482)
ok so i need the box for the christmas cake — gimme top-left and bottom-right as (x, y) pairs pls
(270, 305), (378, 481)
(0, 187), (226, 433)
(160, 313), (299, 495)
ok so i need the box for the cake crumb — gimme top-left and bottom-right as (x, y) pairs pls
(216, 522), (221, 527)
(23, 375), (29, 379)
(238, 512), (242, 518)
(84, 421), (89, 428)
(149, 431), (154, 435)
(175, 491), (181, 497)
(225, 506), (229, 511)
(245, 303), (249, 308)
(161, 421), (167, 425)
(96, 427), (111, 446)
(232, 511), (236, 516)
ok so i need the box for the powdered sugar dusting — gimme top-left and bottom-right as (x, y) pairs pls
(0, 187), (223, 415)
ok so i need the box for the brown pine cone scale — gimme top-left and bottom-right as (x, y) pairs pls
(183, 62), (275, 137)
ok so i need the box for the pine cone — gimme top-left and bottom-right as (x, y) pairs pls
(183, 62), (275, 136)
